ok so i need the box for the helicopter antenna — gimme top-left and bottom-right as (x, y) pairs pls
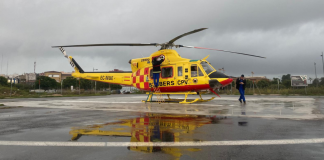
(139, 52), (144, 58)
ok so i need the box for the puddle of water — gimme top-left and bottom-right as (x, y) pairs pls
(69, 113), (228, 159)
(2, 97), (320, 119)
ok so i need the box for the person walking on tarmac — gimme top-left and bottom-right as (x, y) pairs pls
(236, 74), (246, 104)
(152, 55), (165, 88)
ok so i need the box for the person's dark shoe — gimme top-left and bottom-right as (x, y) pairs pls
(239, 99), (242, 103)
(244, 101), (246, 104)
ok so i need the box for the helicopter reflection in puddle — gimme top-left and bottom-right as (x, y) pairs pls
(69, 112), (229, 159)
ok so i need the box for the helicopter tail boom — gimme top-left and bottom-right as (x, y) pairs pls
(56, 47), (132, 86)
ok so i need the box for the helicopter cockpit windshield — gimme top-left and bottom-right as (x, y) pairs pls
(201, 61), (215, 75)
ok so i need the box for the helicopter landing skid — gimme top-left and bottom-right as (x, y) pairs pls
(142, 91), (215, 104)
(198, 92), (215, 102)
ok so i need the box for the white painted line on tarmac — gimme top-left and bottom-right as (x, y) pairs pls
(63, 101), (225, 106)
(64, 101), (142, 103)
(1, 138), (324, 147)
(185, 104), (223, 106)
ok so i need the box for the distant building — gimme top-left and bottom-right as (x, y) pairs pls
(231, 76), (269, 83)
(62, 72), (72, 80)
(25, 73), (37, 85)
(109, 69), (124, 72)
(245, 76), (269, 83)
(43, 71), (61, 82)
(120, 85), (137, 93)
(43, 71), (72, 82)
(7, 78), (19, 84)
(18, 75), (26, 83)
(6, 74), (20, 84)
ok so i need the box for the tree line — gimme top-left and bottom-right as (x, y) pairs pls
(0, 76), (122, 91)
(2, 74), (324, 91)
(234, 74), (324, 89)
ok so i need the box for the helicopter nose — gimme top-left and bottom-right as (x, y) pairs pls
(209, 79), (222, 89)
(209, 78), (233, 89)
(208, 71), (233, 89)
(219, 78), (233, 86)
(208, 71), (229, 79)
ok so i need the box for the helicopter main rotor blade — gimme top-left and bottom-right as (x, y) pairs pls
(180, 45), (266, 59)
(167, 28), (207, 45)
(52, 43), (160, 48)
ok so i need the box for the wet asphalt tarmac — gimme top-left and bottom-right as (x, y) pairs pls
(0, 94), (324, 160)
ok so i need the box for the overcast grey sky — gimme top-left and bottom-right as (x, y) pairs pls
(1, 0), (324, 79)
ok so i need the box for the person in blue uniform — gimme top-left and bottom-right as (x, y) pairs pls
(152, 55), (165, 87)
(236, 74), (246, 104)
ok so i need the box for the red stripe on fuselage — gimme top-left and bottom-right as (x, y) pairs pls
(146, 84), (210, 92)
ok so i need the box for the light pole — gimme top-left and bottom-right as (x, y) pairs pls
(277, 76), (280, 91)
(251, 72), (254, 94)
(10, 77), (13, 97)
(93, 68), (98, 94)
(309, 77), (312, 84)
(218, 68), (225, 73)
(315, 62), (318, 87)
(10, 76), (18, 97)
(61, 79), (63, 95)
(78, 78), (80, 95)
(321, 52), (324, 77)
(230, 80), (232, 94)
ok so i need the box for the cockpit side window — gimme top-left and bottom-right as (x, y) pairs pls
(201, 61), (215, 75)
(198, 67), (204, 76)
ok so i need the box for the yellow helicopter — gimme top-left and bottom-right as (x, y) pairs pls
(53, 28), (265, 103)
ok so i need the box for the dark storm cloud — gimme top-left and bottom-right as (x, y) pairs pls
(1, 0), (324, 79)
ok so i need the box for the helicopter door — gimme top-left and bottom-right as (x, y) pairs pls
(190, 64), (205, 87)
(176, 65), (185, 87)
(177, 66), (183, 78)
(174, 64), (189, 90)
(160, 66), (174, 88)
